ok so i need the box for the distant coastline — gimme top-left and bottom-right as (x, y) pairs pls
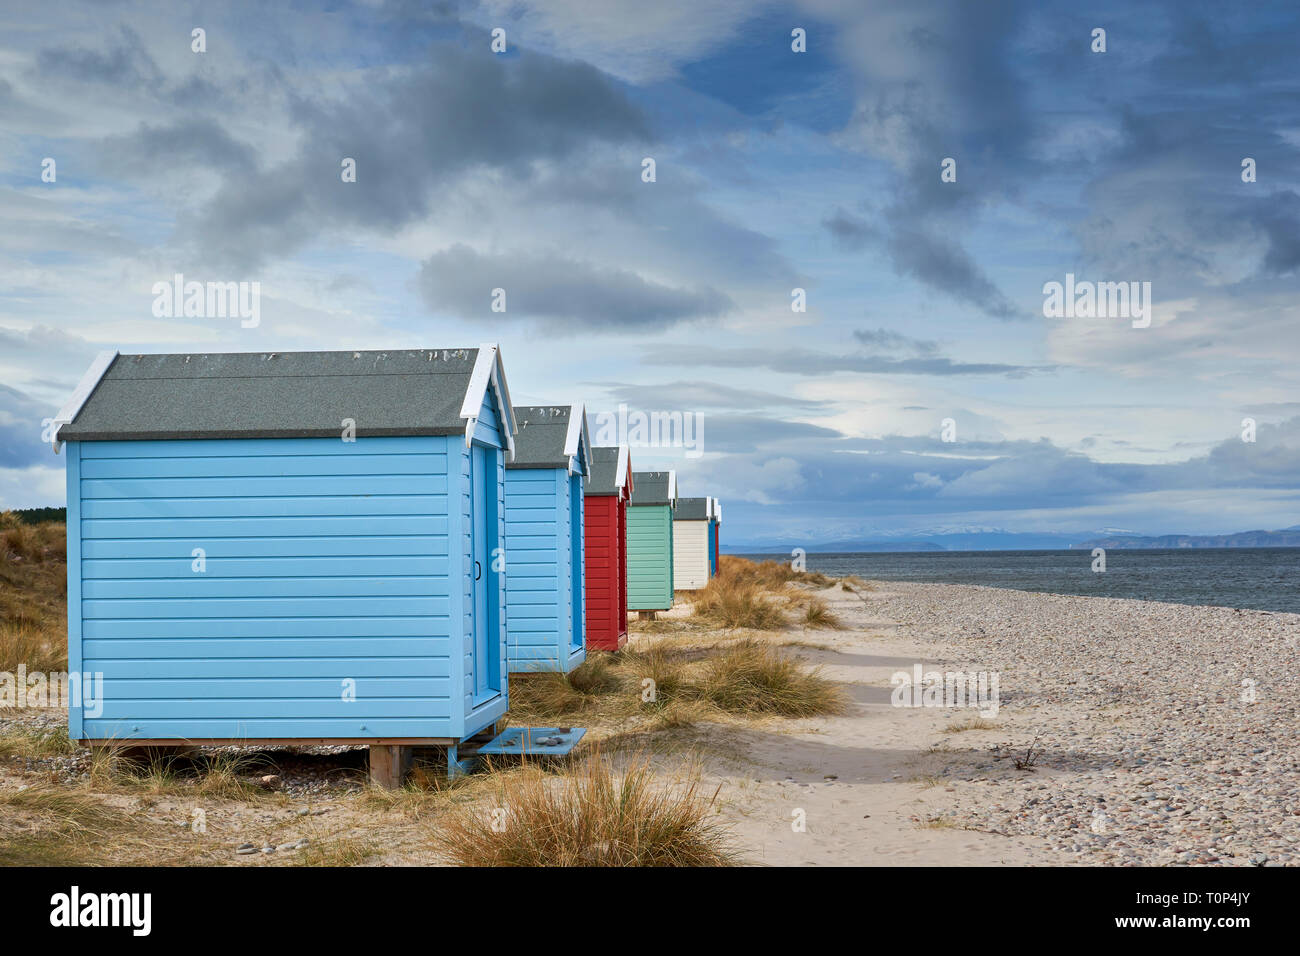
(734, 524), (1300, 553)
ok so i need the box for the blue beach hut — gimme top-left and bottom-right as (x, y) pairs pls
(503, 405), (591, 673)
(52, 347), (518, 784)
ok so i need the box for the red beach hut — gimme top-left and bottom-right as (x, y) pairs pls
(583, 444), (633, 650)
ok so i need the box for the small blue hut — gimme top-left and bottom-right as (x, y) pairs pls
(52, 347), (518, 782)
(503, 405), (591, 673)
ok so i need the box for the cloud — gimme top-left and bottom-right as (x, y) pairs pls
(0, 384), (54, 469)
(641, 345), (1049, 377)
(823, 208), (877, 250)
(695, 414), (843, 453)
(417, 245), (733, 331)
(585, 380), (830, 411)
(852, 327), (939, 355)
(180, 39), (651, 269)
(884, 228), (1021, 319)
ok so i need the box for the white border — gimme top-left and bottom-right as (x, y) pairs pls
(460, 344), (518, 461)
(50, 350), (118, 454)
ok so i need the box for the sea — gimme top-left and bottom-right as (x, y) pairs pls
(737, 548), (1300, 615)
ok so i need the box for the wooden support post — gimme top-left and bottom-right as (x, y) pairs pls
(369, 745), (411, 789)
(638, 610), (657, 621)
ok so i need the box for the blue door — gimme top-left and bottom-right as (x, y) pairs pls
(471, 443), (500, 702)
(570, 474), (584, 651)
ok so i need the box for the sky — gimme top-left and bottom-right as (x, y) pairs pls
(1, 0), (1299, 548)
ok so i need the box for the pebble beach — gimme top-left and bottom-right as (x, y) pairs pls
(874, 581), (1300, 866)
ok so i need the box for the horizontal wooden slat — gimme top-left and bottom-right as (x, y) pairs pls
(103, 677), (453, 699)
(83, 596), (450, 619)
(83, 555), (450, 579)
(89, 657), (452, 679)
(83, 536), (448, 559)
(82, 493), (446, 519)
(81, 717), (453, 738)
(82, 452), (447, 479)
(83, 576), (447, 599)
(84, 636), (450, 657)
(83, 515), (448, 539)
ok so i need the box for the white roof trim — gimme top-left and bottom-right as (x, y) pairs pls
(715, 501), (722, 523)
(563, 403), (591, 480)
(50, 350), (118, 454)
(666, 470), (677, 504)
(615, 443), (630, 491)
(460, 344), (518, 461)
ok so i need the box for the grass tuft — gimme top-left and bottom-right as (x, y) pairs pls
(431, 752), (737, 866)
(694, 639), (850, 718)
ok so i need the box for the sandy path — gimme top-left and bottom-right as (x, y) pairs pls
(697, 584), (1065, 865)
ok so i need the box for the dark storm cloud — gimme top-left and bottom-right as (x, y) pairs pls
(831, 0), (1032, 319)
(417, 245), (732, 331)
(179, 39), (651, 269)
(641, 345), (1048, 378)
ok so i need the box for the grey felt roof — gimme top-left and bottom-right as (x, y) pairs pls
(674, 497), (710, 520)
(586, 445), (629, 496)
(507, 406), (576, 471)
(630, 471), (675, 507)
(57, 349), (498, 441)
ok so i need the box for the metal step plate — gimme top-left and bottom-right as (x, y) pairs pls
(474, 726), (587, 756)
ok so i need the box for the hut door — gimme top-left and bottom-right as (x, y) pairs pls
(570, 474), (584, 650)
(470, 444), (500, 702)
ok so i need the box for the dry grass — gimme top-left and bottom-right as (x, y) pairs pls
(431, 752), (737, 866)
(717, 555), (833, 589)
(505, 632), (849, 728)
(692, 580), (788, 629)
(85, 746), (277, 799)
(943, 717), (998, 733)
(0, 515), (67, 674)
(684, 556), (843, 631)
(0, 782), (180, 866)
(506, 652), (626, 721)
(786, 595), (843, 629)
(298, 835), (382, 866)
(0, 724), (77, 759)
(693, 639), (849, 718)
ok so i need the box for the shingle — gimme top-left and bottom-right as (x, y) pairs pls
(587, 445), (625, 495)
(675, 497), (710, 520)
(630, 471), (675, 506)
(58, 349), (484, 441)
(507, 405), (572, 469)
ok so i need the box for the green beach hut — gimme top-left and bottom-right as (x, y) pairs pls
(627, 471), (677, 613)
